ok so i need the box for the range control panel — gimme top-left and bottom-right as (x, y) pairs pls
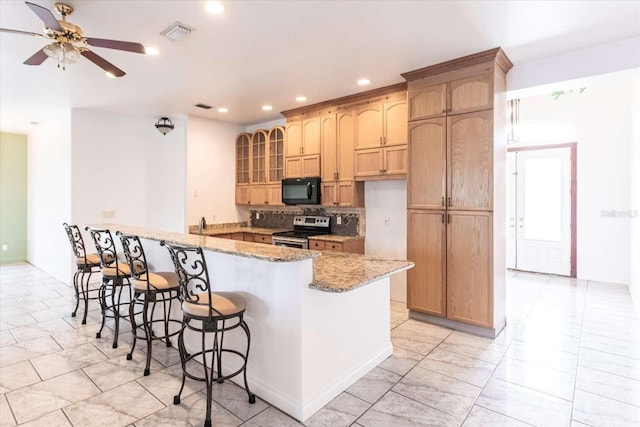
(292, 216), (331, 229)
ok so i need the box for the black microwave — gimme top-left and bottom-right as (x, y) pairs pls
(282, 177), (321, 205)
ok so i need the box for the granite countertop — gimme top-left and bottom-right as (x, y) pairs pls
(307, 234), (365, 243)
(312, 252), (414, 292)
(89, 224), (319, 263)
(197, 226), (288, 236)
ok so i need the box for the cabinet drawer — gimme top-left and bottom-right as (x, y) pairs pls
(325, 242), (343, 251)
(231, 233), (244, 241)
(309, 240), (326, 250)
(253, 234), (272, 244)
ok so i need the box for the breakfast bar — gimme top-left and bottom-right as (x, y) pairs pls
(93, 224), (413, 422)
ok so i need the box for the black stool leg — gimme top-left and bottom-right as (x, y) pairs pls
(71, 270), (80, 317)
(203, 331), (213, 427)
(111, 280), (121, 348)
(96, 278), (107, 339)
(173, 319), (187, 405)
(81, 271), (92, 325)
(127, 291), (139, 361)
(142, 296), (152, 376)
(241, 320), (256, 404)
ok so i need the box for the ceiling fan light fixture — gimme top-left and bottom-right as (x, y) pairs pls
(105, 72), (116, 78)
(144, 46), (160, 55)
(155, 117), (175, 135)
(43, 43), (60, 58)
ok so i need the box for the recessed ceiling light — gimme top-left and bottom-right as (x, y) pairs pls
(262, 105), (273, 111)
(204, 1), (226, 14)
(357, 78), (371, 86)
(218, 107), (228, 113)
(105, 72), (116, 78)
(295, 95), (307, 102)
(145, 46), (160, 55)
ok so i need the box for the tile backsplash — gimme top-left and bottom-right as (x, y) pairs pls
(249, 206), (364, 236)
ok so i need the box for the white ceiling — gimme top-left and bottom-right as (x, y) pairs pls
(1, 0), (639, 133)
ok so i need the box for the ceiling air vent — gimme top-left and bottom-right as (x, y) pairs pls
(161, 22), (194, 41)
(195, 103), (212, 110)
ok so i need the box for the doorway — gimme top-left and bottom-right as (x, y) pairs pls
(507, 143), (577, 277)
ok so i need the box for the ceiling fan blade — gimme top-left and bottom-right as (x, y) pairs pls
(0, 27), (43, 38)
(85, 37), (146, 54)
(81, 49), (126, 77)
(25, 2), (63, 32)
(23, 48), (48, 65)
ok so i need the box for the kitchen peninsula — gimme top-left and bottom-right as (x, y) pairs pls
(93, 224), (413, 421)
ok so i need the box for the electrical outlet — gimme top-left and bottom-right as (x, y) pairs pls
(336, 215), (342, 225)
(1, 244), (7, 251)
(384, 218), (390, 226)
(256, 212), (260, 220)
(102, 210), (116, 219)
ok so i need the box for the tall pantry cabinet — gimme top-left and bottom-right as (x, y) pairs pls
(403, 48), (512, 336)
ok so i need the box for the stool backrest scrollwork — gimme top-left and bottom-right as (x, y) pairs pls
(162, 242), (222, 318)
(85, 227), (123, 275)
(63, 223), (89, 263)
(117, 233), (151, 287)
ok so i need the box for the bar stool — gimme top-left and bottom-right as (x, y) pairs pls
(86, 226), (137, 348)
(63, 223), (101, 325)
(118, 232), (181, 376)
(162, 242), (255, 427)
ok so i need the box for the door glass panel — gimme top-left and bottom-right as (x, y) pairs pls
(523, 157), (562, 241)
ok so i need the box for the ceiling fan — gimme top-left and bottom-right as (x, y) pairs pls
(0, 1), (146, 77)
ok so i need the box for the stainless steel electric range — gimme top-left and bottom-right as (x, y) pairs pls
(271, 215), (331, 249)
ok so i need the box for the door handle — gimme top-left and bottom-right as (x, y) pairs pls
(307, 182), (312, 199)
(447, 214), (451, 224)
(441, 197), (445, 207)
(447, 197), (451, 207)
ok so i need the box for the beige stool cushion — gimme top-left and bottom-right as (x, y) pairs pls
(133, 272), (179, 291)
(182, 291), (247, 318)
(101, 260), (145, 278)
(76, 253), (101, 266)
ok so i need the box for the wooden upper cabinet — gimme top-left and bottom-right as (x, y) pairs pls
(355, 104), (383, 149)
(251, 130), (267, 183)
(285, 155), (320, 178)
(383, 101), (408, 146)
(266, 183), (282, 206)
(447, 211), (492, 327)
(302, 117), (321, 155)
(321, 114), (337, 181)
(268, 127), (284, 183)
(337, 112), (355, 180)
(407, 210), (446, 317)
(235, 185), (250, 204)
(448, 110), (493, 210)
(236, 133), (251, 184)
(408, 118), (446, 209)
(408, 83), (446, 120)
(249, 185), (267, 205)
(285, 121), (302, 157)
(448, 73), (493, 115)
(383, 145), (408, 175)
(354, 148), (383, 178)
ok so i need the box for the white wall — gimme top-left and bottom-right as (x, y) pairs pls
(27, 110), (72, 284)
(186, 115), (245, 226)
(630, 78), (640, 309)
(71, 109), (187, 234)
(365, 180), (407, 302)
(515, 78), (633, 284)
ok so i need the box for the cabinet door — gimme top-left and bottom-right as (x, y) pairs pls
(448, 73), (493, 115)
(407, 210), (446, 317)
(447, 212), (492, 328)
(337, 181), (362, 207)
(355, 104), (383, 149)
(285, 121), (302, 157)
(235, 185), (250, 205)
(448, 110), (493, 210)
(383, 145), (408, 175)
(337, 112), (355, 180)
(249, 185), (267, 205)
(302, 117), (321, 155)
(236, 133), (251, 184)
(301, 155), (321, 177)
(253, 234), (272, 244)
(383, 100), (407, 146)
(354, 148), (383, 178)
(268, 127), (285, 183)
(285, 157), (302, 178)
(408, 118), (446, 209)
(325, 241), (343, 252)
(266, 184), (282, 206)
(251, 130), (267, 183)
(321, 182), (337, 206)
(321, 114), (337, 181)
(408, 83), (446, 120)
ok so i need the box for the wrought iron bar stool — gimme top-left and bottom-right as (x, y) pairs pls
(162, 242), (255, 427)
(63, 223), (101, 325)
(86, 226), (138, 348)
(118, 232), (182, 376)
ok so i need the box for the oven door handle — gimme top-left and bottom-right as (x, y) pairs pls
(307, 182), (312, 199)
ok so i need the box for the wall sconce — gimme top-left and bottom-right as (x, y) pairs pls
(155, 117), (174, 135)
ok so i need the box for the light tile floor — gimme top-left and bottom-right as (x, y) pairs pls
(1, 264), (639, 426)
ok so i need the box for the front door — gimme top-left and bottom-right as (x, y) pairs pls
(508, 147), (572, 276)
